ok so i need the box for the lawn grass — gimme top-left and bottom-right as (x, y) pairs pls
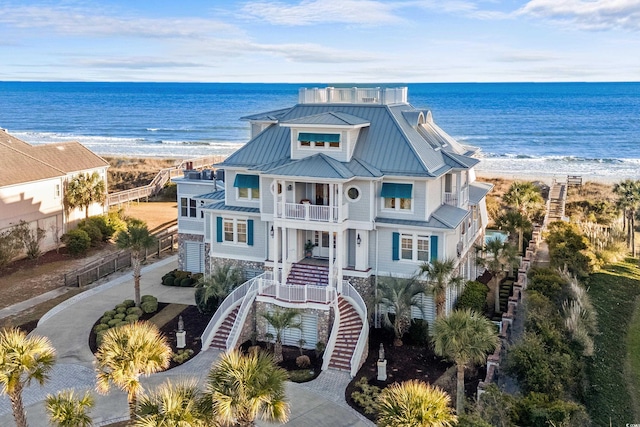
(627, 296), (640, 422)
(585, 258), (640, 425)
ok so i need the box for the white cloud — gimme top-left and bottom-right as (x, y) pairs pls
(518, 0), (640, 31)
(254, 42), (377, 63)
(239, 0), (402, 25)
(0, 5), (242, 38)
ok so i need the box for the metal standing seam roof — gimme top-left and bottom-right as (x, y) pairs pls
(223, 100), (480, 180)
(241, 107), (293, 121)
(430, 204), (470, 228)
(468, 182), (493, 204)
(281, 111), (370, 126)
(375, 216), (451, 230)
(264, 153), (355, 179)
(194, 190), (225, 200)
(202, 201), (260, 214)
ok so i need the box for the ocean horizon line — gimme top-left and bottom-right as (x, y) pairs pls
(1, 80), (640, 85)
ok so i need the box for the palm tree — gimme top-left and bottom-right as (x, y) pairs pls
(261, 307), (302, 362)
(495, 210), (532, 255)
(45, 390), (94, 427)
(420, 258), (462, 318)
(502, 181), (543, 220)
(0, 327), (56, 427)
(195, 263), (245, 314)
(377, 276), (424, 346)
(433, 309), (499, 415)
(613, 179), (640, 256)
(95, 322), (172, 423)
(205, 350), (289, 427)
(135, 379), (208, 427)
(377, 380), (457, 427)
(116, 220), (157, 307)
(476, 237), (518, 313)
(64, 171), (106, 218)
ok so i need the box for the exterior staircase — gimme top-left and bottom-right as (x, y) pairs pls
(328, 297), (363, 371)
(210, 307), (239, 350)
(286, 262), (329, 286)
(546, 180), (567, 224)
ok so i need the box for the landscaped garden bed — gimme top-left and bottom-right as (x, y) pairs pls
(239, 340), (323, 383)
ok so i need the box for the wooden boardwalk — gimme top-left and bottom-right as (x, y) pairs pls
(107, 155), (226, 206)
(544, 176), (577, 225)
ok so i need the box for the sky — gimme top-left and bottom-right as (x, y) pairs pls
(1, 0), (639, 83)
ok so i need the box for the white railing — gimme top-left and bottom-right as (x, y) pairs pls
(444, 192), (458, 207)
(201, 272), (268, 350)
(225, 280), (259, 351)
(342, 281), (369, 377)
(257, 279), (335, 304)
(298, 87), (407, 105)
(281, 202), (347, 222)
(321, 296), (341, 372)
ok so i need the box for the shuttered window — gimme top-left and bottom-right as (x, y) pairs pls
(219, 217), (254, 246)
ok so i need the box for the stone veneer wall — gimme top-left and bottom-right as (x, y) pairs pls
(207, 256), (267, 277)
(343, 274), (375, 316)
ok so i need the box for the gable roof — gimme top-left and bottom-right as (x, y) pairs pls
(0, 141), (64, 187)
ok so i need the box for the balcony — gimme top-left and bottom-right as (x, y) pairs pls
(277, 202), (349, 223)
(444, 187), (469, 208)
(298, 87), (408, 105)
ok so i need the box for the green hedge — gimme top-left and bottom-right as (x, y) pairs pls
(456, 281), (489, 314)
(161, 269), (198, 287)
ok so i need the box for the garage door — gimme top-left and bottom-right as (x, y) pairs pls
(185, 242), (204, 273)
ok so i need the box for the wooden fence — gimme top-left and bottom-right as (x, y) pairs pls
(64, 227), (178, 287)
(107, 155), (226, 206)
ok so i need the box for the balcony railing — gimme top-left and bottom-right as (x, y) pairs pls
(298, 87), (407, 105)
(444, 192), (458, 206)
(278, 202), (348, 222)
(257, 278), (335, 304)
(444, 187), (469, 208)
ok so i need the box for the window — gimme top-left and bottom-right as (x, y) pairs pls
(394, 232), (434, 262)
(381, 183), (413, 211)
(298, 132), (340, 149)
(234, 174), (260, 200)
(180, 197), (197, 218)
(54, 184), (61, 198)
(346, 186), (360, 202)
(223, 218), (248, 244)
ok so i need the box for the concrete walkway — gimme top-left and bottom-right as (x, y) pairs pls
(0, 255), (372, 427)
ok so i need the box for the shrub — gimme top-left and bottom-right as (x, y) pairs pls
(122, 299), (135, 308)
(296, 355), (311, 368)
(124, 314), (139, 322)
(96, 330), (108, 347)
(141, 298), (158, 314)
(0, 226), (24, 269)
(172, 277), (182, 286)
(180, 278), (194, 287)
(127, 307), (143, 316)
(195, 287), (218, 315)
(115, 306), (127, 314)
(108, 319), (121, 327)
(62, 229), (91, 256)
(141, 294), (156, 303)
(12, 220), (45, 260)
(456, 281), (489, 313)
(100, 315), (113, 324)
(77, 221), (102, 246)
(172, 349), (194, 364)
(351, 377), (380, 416)
(106, 210), (128, 235)
(162, 276), (176, 286)
(114, 313), (126, 320)
(93, 323), (109, 334)
(407, 319), (429, 346)
(104, 310), (116, 317)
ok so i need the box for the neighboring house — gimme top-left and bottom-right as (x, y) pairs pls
(0, 130), (109, 254)
(176, 87), (492, 374)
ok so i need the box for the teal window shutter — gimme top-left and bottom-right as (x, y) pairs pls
(430, 235), (438, 262)
(247, 219), (254, 246)
(392, 232), (400, 261)
(298, 132), (340, 142)
(233, 174), (259, 189)
(216, 217), (223, 242)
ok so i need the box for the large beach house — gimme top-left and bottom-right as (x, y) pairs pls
(175, 87), (492, 375)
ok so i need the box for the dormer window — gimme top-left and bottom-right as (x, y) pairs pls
(298, 132), (340, 149)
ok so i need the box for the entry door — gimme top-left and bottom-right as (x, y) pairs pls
(315, 183), (329, 206)
(315, 231), (330, 258)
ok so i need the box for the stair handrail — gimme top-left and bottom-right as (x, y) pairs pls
(343, 281), (369, 377)
(225, 278), (259, 351)
(321, 294), (341, 372)
(201, 272), (267, 350)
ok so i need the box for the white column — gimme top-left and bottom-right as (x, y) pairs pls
(272, 178), (278, 219)
(329, 183), (334, 222)
(328, 231), (334, 289)
(281, 225), (287, 283)
(273, 224), (279, 283)
(336, 229), (344, 293)
(338, 182), (343, 221)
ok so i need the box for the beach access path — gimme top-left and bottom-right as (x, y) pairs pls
(0, 255), (372, 427)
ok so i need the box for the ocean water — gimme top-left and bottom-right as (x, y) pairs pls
(1, 82), (639, 181)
